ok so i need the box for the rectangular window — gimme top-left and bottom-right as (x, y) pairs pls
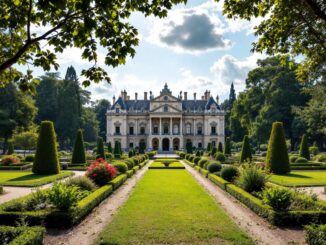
(129, 127), (134, 135)
(129, 143), (134, 148)
(197, 126), (202, 135)
(115, 108), (120, 113)
(154, 126), (158, 134)
(198, 142), (202, 148)
(115, 126), (120, 134)
(140, 127), (145, 134)
(211, 126), (216, 135)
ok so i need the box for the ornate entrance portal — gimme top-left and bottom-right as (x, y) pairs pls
(173, 138), (180, 150)
(162, 138), (170, 151)
(152, 138), (159, 150)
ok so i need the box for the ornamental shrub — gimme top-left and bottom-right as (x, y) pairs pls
(114, 141), (121, 158)
(290, 155), (298, 163)
(240, 135), (252, 163)
(265, 122), (290, 174)
(186, 141), (193, 153)
(236, 164), (267, 193)
(309, 145), (319, 156)
(224, 137), (231, 155)
(124, 158), (135, 169)
(7, 142), (14, 155)
(107, 142), (113, 153)
(215, 152), (226, 163)
(71, 129), (86, 164)
(86, 158), (117, 186)
(218, 142), (223, 153)
(304, 224), (326, 245)
(128, 149), (134, 158)
(221, 166), (238, 182)
(299, 134), (310, 160)
(211, 147), (217, 156)
(66, 176), (97, 191)
(33, 121), (60, 174)
(295, 157), (308, 163)
(207, 162), (222, 173)
(113, 161), (128, 174)
(207, 142), (212, 152)
(195, 151), (201, 157)
(193, 156), (201, 165)
(189, 155), (195, 162)
(25, 154), (34, 162)
(198, 158), (209, 168)
(48, 182), (80, 211)
(96, 137), (105, 160)
(262, 186), (293, 211)
(1, 155), (20, 165)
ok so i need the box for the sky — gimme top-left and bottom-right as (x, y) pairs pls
(30, 0), (266, 103)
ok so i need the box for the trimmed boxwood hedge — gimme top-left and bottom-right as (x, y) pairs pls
(0, 163), (32, 170)
(0, 226), (45, 245)
(0, 160), (149, 228)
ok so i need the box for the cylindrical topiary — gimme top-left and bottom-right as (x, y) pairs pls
(211, 147), (217, 156)
(33, 121), (60, 174)
(265, 122), (290, 174)
(71, 129), (86, 164)
(218, 142), (223, 153)
(224, 137), (231, 155)
(107, 142), (113, 153)
(96, 137), (105, 160)
(240, 135), (252, 163)
(207, 142), (212, 152)
(299, 134), (310, 160)
(186, 141), (193, 153)
(7, 142), (14, 155)
(114, 141), (121, 158)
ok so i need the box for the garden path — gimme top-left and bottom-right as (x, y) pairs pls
(0, 171), (84, 204)
(44, 160), (152, 245)
(295, 186), (326, 201)
(181, 160), (306, 245)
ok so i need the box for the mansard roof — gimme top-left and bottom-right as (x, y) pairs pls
(182, 97), (220, 111)
(111, 96), (126, 110)
(205, 96), (220, 110)
(111, 98), (150, 111)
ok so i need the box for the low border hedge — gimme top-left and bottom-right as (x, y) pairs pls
(0, 163), (33, 171)
(185, 160), (326, 226)
(0, 160), (149, 228)
(0, 226), (45, 245)
(149, 166), (185, 169)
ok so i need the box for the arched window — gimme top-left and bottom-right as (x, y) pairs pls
(186, 124), (191, 134)
(173, 124), (179, 134)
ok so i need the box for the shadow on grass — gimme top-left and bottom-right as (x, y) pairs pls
(277, 173), (312, 179)
(7, 174), (54, 182)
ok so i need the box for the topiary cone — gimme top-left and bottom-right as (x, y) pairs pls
(108, 142), (113, 153)
(33, 121), (60, 174)
(299, 134), (310, 160)
(240, 135), (252, 163)
(218, 142), (223, 153)
(265, 122), (290, 174)
(96, 137), (105, 159)
(71, 129), (86, 164)
(224, 137), (231, 155)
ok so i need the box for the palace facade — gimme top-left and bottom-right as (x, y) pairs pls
(106, 84), (225, 152)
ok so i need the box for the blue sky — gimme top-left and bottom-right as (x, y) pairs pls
(30, 0), (266, 103)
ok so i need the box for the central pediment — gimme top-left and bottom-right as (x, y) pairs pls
(150, 104), (182, 113)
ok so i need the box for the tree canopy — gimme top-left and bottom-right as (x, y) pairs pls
(0, 0), (186, 93)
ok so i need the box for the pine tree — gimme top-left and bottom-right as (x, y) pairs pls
(218, 142), (223, 152)
(228, 82), (236, 110)
(266, 122), (290, 174)
(7, 142), (14, 155)
(96, 137), (105, 159)
(33, 121), (60, 174)
(71, 129), (86, 164)
(107, 142), (112, 153)
(224, 137), (231, 155)
(240, 135), (252, 163)
(299, 134), (310, 160)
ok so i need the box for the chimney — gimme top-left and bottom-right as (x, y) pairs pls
(144, 92), (148, 100)
(204, 90), (207, 100)
(201, 96), (205, 100)
(150, 91), (152, 99)
(193, 93), (196, 101)
(216, 95), (219, 104)
(207, 90), (211, 99)
(184, 92), (187, 100)
(121, 91), (124, 98)
(113, 96), (116, 104)
(127, 95), (130, 101)
(135, 92), (138, 101)
(124, 90), (127, 100)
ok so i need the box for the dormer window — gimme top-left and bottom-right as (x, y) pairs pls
(116, 108), (120, 113)
(164, 96), (168, 101)
(164, 105), (168, 112)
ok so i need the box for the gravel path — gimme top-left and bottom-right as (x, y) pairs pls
(44, 161), (152, 245)
(0, 171), (84, 204)
(295, 186), (326, 201)
(181, 161), (306, 245)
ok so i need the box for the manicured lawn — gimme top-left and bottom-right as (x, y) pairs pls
(149, 161), (185, 169)
(269, 171), (326, 187)
(96, 170), (252, 245)
(0, 171), (73, 187)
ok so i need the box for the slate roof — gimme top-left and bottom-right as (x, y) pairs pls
(111, 97), (220, 111)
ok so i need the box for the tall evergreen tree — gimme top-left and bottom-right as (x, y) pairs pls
(94, 99), (111, 139)
(228, 82), (236, 110)
(114, 141), (121, 158)
(186, 141), (193, 154)
(217, 142), (223, 153)
(108, 142), (113, 153)
(71, 129), (86, 164)
(96, 137), (105, 159)
(240, 135), (252, 163)
(224, 137), (231, 155)
(299, 134), (310, 160)
(266, 122), (290, 174)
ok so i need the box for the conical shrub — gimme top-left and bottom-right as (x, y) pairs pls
(107, 142), (112, 153)
(114, 141), (121, 158)
(265, 122), (290, 174)
(240, 135), (252, 163)
(186, 141), (193, 153)
(299, 134), (310, 160)
(33, 121), (60, 174)
(7, 142), (14, 155)
(224, 137), (231, 155)
(71, 129), (86, 164)
(96, 137), (105, 159)
(207, 142), (212, 152)
(218, 142), (223, 153)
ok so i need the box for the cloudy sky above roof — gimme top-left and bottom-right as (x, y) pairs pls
(30, 0), (266, 103)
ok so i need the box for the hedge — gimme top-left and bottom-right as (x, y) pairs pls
(0, 160), (148, 228)
(0, 226), (45, 245)
(126, 170), (134, 178)
(71, 129), (86, 164)
(0, 163), (32, 170)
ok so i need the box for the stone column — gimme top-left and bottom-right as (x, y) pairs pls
(170, 117), (172, 135)
(136, 119), (138, 136)
(159, 118), (162, 135)
(193, 119), (196, 136)
(149, 118), (152, 135)
(180, 117), (182, 135)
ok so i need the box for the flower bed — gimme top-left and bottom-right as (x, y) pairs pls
(0, 226), (45, 245)
(0, 159), (149, 228)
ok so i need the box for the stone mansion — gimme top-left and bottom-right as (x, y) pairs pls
(106, 84), (225, 152)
